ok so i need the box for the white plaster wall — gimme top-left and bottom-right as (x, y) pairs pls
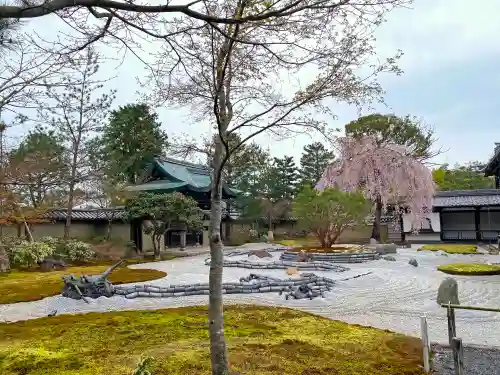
(406, 233), (440, 242)
(402, 212), (440, 233)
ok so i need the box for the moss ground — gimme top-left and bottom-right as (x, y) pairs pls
(438, 263), (500, 275)
(0, 305), (425, 375)
(418, 244), (478, 254)
(0, 263), (166, 304)
(287, 246), (366, 254)
(275, 238), (321, 247)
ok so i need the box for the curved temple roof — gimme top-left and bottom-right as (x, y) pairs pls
(127, 157), (240, 198)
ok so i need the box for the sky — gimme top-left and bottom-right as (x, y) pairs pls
(4, 0), (500, 168)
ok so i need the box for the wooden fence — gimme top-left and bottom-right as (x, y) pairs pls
(440, 302), (500, 375)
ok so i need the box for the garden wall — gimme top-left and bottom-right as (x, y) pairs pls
(227, 222), (389, 244)
(1, 222), (131, 242)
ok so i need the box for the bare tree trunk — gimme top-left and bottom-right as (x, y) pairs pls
(64, 153), (78, 240)
(371, 197), (383, 242)
(153, 234), (161, 260)
(24, 220), (33, 242)
(105, 221), (112, 241)
(209, 135), (229, 375)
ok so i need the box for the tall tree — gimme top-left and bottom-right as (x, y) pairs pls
(0, 1), (410, 57)
(145, 2), (408, 373)
(241, 162), (291, 233)
(317, 136), (435, 241)
(95, 104), (168, 184)
(39, 48), (115, 239)
(272, 156), (299, 199)
(7, 126), (68, 208)
(433, 163), (495, 191)
(345, 114), (436, 160)
(300, 142), (335, 187)
(0, 31), (67, 120)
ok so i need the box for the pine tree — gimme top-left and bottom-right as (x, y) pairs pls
(272, 156), (299, 199)
(299, 142), (335, 188)
(94, 103), (168, 184)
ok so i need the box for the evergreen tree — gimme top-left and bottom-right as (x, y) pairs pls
(272, 156), (299, 199)
(96, 104), (168, 184)
(299, 142), (335, 187)
(8, 126), (68, 208)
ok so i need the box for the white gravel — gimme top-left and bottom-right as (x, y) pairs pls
(2, 243), (500, 347)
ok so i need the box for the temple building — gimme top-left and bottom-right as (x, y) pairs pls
(126, 157), (239, 250)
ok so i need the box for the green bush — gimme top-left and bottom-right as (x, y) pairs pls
(9, 241), (55, 268)
(418, 244), (477, 254)
(438, 263), (500, 275)
(40, 236), (60, 247)
(61, 240), (95, 262)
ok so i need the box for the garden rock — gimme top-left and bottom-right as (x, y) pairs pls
(61, 260), (124, 302)
(39, 258), (67, 271)
(247, 249), (272, 258)
(437, 277), (459, 305)
(296, 251), (312, 262)
(408, 258), (418, 267)
(369, 238), (378, 245)
(374, 243), (398, 255)
(383, 256), (396, 262)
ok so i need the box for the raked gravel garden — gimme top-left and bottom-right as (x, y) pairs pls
(2, 243), (500, 347)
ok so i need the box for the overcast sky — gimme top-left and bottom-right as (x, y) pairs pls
(6, 0), (500, 168)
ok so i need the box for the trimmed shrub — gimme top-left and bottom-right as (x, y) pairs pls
(63, 240), (95, 262)
(9, 241), (55, 268)
(438, 263), (500, 276)
(418, 244), (477, 254)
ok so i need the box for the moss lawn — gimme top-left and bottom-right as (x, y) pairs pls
(438, 263), (500, 276)
(0, 305), (425, 375)
(0, 263), (166, 304)
(418, 244), (478, 254)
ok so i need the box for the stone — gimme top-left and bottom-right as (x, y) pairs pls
(296, 251), (312, 262)
(247, 249), (273, 258)
(437, 277), (459, 305)
(374, 243), (397, 255)
(383, 256), (396, 262)
(61, 260), (124, 301)
(286, 267), (298, 275)
(369, 238), (378, 245)
(408, 258), (418, 267)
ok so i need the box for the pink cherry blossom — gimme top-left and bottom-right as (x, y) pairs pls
(316, 136), (436, 232)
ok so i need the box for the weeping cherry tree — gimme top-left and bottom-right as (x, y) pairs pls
(316, 136), (436, 240)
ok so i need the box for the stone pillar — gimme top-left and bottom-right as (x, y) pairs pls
(180, 230), (186, 250)
(203, 230), (209, 246)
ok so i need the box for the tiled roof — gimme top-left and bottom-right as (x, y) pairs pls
(42, 209), (128, 221)
(433, 195), (500, 207)
(433, 189), (500, 207)
(128, 157), (239, 197)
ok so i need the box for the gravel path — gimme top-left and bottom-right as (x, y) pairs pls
(2, 243), (500, 347)
(432, 344), (500, 375)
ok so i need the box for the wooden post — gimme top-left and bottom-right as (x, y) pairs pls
(420, 316), (430, 373)
(451, 337), (464, 375)
(447, 304), (457, 345)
